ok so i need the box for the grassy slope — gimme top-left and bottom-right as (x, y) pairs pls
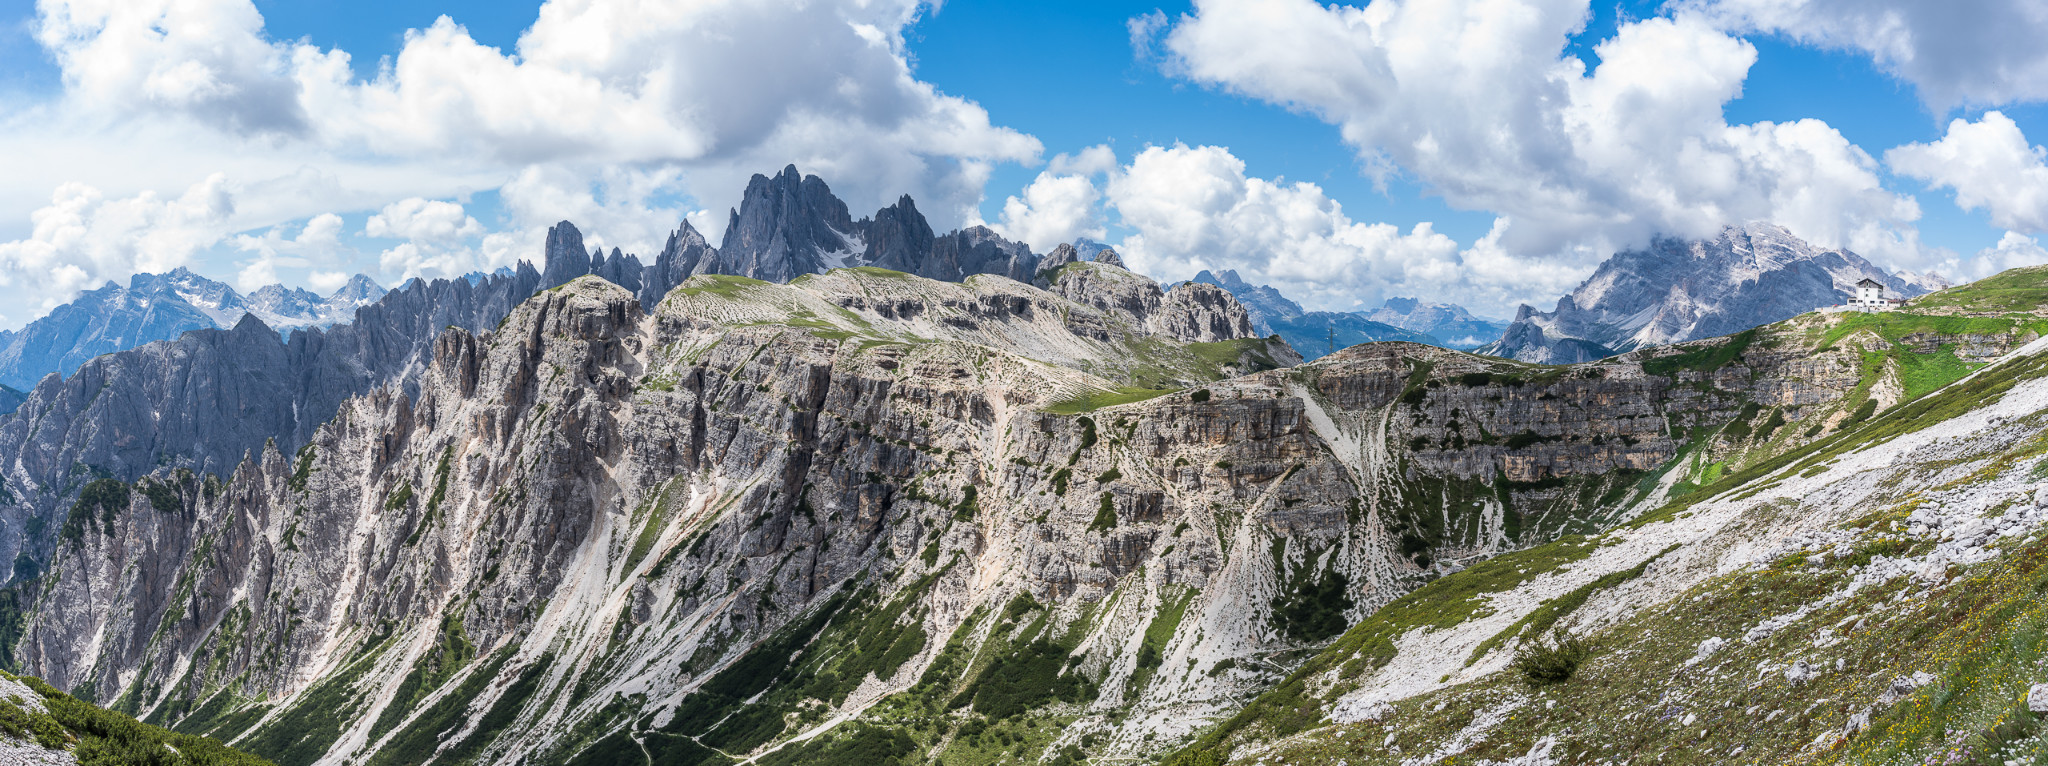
(1160, 267), (2048, 764)
(0, 670), (274, 765)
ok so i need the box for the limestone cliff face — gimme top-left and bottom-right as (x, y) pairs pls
(5, 263), (1923, 766)
(1052, 262), (1263, 345)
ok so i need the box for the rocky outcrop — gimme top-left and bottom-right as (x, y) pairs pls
(1484, 222), (1931, 363)
(1049, 262), (1262, 344)
(1037, 243), (1082, 285)
(681, 165), (1047, 285)
(1150, 282), (1259, 342)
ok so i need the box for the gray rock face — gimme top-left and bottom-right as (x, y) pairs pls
(1045, 266), (1274, 345)
(693, 165), (1045, 285)
(1037, 243), (1082, 285)
(1484, 222), (1929, 364)
(929, 225), (1039, 284)
(1094, 247), (1126, 269)
(1151, 282), (1259, 342)
(647, 220), (717, 306)
(1190, 269), (1302, 331)
(5, 265), (1894, 766)
(0, 267), (385, 391)
(539, 221), (593, 287)
(712, 164), (860, 282)
(0, 253), (576, 584)
(860, 194), (937, 275)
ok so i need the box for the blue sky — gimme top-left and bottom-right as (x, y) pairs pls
(3, 0), (2048, 328)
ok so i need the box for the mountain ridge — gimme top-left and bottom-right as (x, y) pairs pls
(1483, 222), (1935, 364)
(0, 268), (387, 391)
(8, 255), (2040, 766)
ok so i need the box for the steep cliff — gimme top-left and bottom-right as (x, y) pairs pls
(1163, 267), (2048, 765)
(16, 260), (2035, 766)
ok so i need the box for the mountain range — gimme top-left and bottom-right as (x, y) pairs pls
(1482, 222), (1946, 363)
(1187, 269), (1508, 357)
(0, 165), (2044, 766)
(0, 269), (387, 393)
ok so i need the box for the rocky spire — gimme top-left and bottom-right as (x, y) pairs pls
(541, 221), (593, 287)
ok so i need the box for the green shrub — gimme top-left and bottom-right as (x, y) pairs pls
(1512, 629), (1591, 686)
(1089, 493), (1118, 533)
(61, 479), (130, 546)
(1271, 568), (1354, 643)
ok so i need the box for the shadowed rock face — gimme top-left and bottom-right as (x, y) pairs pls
(0, 254), (566, 584)
(9, 258), (1912, 766)
(1484, 222), (1930, 364)
(715, 165), (860, 282)
(693, 165), (1051, 286)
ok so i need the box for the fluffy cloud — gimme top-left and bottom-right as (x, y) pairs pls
(1158, 1), (1924, 266)
(365, 199), (483, 246)
(1105, 143), (1584, 312)
(364, 199), (490, 282)
(1964, 232), (2048, 278)
(1887, 112), (2048, 234)
(1, 0), (1044, 324)
(232, 212), (347, 291)
(0, 174), (234, 312)
(27, 0), (1039, 226)
(37, 0), (306, 134)
(989, 147), (1117, 251)
(1681, 0), (2048, 110)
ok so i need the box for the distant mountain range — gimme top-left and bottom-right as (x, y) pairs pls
(1482, 222), (1947, 363)
(1187, 269), (1509, 359)
(0, 268), (385, 393)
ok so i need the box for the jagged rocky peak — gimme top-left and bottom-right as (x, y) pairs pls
(591, 246), (646, 295)
(861, 193), (937, 275)
(1483, 221), (1933, 364)
(540, 220), (593, 286)
(1190, 268), (1305, 330)
(716, 164), (860, 282)
(930, 224), (1038, 284)
(1094, 246), (1126, 269)
(329, 273), (388, 307)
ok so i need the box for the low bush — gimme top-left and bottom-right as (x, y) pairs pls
(1512, 629), (1591, 686)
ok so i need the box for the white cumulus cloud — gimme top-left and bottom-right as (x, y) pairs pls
(1680, 0), (2048, 110)
(0, 0), (1045, 325)
(232, 212), (347, 291)
(1158, 1), (1926, 268)
(989, 147), (1117, 252)
(1104, 143), (1583, 312)
(1887, 112), (2048, 234)
(0, 174), (235, 312)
